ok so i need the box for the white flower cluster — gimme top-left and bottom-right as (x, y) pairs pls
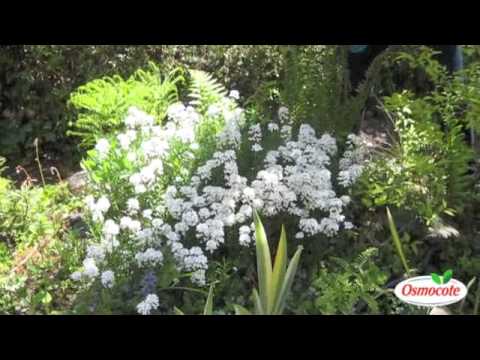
(101, 270), (115, 289)
(135, 248), (164, 267)
(85, 195), (111, 223)
(249, 124), (263, 152)
(76, 99), (247, 312)
(137, 294), (160, 315)
(163, 109), (369, 256)
(95, 139), (110, 160)
(78, 95), (371, 314)
(338, 134), (371, 188)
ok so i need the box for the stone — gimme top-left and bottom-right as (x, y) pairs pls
(66, 170), (88, 194)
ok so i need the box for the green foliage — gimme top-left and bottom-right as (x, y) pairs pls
(69, 63), (184, 147)
(280, 45), (365, 136)
(0, 177), (84, 314)
(304, 248), (388, 315)
(189, 69), (228, 114)
(358, 89), (474, 225)
(234, 212), (303, 315)
(174, 283), (216, 315)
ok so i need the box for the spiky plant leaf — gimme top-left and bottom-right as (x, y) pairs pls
(386, 207), (410, 275)
(271, 225), (288, 304)
(203, 284), (215, 315)
(253, 210), (273, 313)
(272, 245), (303, 315)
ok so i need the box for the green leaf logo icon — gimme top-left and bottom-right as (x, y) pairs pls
(443, 270), (453, 284)
(432, 273), (443, 285)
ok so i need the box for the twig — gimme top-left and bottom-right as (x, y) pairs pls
(34, 138), (46, 187)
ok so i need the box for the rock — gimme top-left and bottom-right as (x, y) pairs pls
(66, 170), (88, 194)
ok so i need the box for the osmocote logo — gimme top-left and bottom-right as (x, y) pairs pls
(394, 270), (468, 307)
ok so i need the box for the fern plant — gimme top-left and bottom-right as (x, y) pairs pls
(189, 69), (228, 114)
(68, 63), (184, 147)
(307, 248), (388, 315)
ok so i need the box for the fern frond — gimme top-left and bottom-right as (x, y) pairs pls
(189, 69), (228, 114)
(68, 63), (183, 147)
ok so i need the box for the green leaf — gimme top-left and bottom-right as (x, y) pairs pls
(443, 270), (453, 284)
(432, 273), (442, 285)
(253, 289), (265, 315)
(253, 211), (273, 313)
(233, 305), (252, 316)
(173, 306), (185, 315)
(271, 225), (288, 305)
(41, 292), (52, 305)
(386, 207), (411, 275)
(272, 246), (303, 315)
(203, 284), (215, 315)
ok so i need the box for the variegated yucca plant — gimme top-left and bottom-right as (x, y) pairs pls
(234, 211), (303, 315)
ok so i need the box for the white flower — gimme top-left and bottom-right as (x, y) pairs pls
(103, 220), (120, 238)
(127, 198), (141, 214)
(117, 133), (132, 150)
(182, 210), (199, 227)
(191, 269), (206, 286)
(278, 106), (290, 123)
(83, 258), (99, 279)
(137, 294), (160, 315)
(344, 222), (354, 230)
(95, 139), (110, 159)
(120, 216), (142, 233)
(125, 107), (155, 129)
(135, 248), (164, 267)
(252, 144), (263, 152)
(96, 196), (111, 213)
(70, 271), (83, 281)
(86, 245), (106, 262)
(229, 90), (240, 100)
(268, 123), (279, 132)
(101, 270), (115, 289)
(143, 209), (153, 220)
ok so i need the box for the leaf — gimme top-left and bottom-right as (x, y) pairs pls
(203, 284), (215, 315)
(233, 305), (252, 316)
(443, 270), (453, 284)
(272, 246), (303, 315)
(253, 289), (265, 315)
(432, 273), (443, 285)
(173, 306), (185, 315)
(41, 292), (52, 305)
(271, 225), (288, 305)
(253, 211), (273, 313)
(386, 207), (411, 275)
